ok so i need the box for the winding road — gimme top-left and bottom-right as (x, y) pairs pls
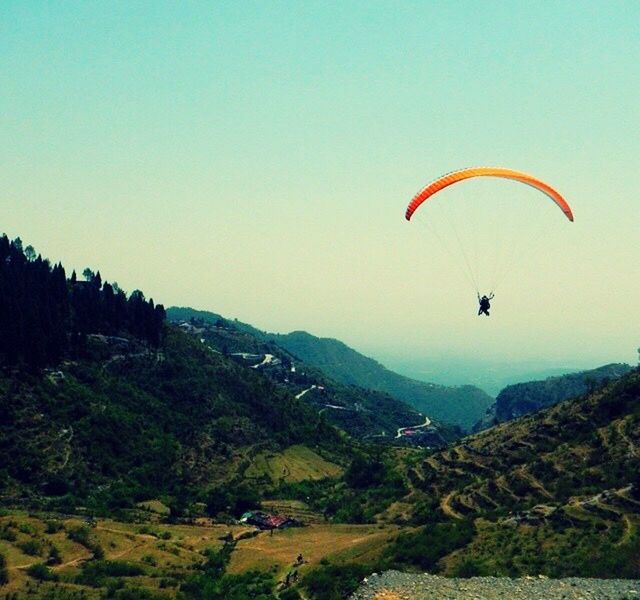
(395, 415), (431, 439)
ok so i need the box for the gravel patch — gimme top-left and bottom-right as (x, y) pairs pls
(350, 570), (640, 600)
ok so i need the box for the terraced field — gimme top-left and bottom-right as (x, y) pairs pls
(378, 373), (640, 578)
(402, 374), (640, 526)
(244, 444), (344, 483)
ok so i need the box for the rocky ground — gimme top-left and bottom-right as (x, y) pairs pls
(350, 571), (640, 600)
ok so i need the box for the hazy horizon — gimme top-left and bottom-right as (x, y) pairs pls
(3, 2), (639, 366)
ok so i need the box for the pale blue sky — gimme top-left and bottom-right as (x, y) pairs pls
(2, 1), (639, 366)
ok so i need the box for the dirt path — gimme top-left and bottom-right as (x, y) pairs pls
(440, 492), (465, 520)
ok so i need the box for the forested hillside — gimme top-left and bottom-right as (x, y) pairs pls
(0, 235), (164, 368)
(1, 327), (344, 511)
(167, 309), (452, 443)
(0, 237), (345, 513)
(473, 363), (632, 431)
(168, 308), (494, 430)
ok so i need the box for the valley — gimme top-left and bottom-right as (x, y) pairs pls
(1, 236), (639, 599)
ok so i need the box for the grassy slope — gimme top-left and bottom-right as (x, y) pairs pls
(244, 445), (344, 483)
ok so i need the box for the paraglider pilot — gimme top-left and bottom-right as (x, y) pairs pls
(477, 293), (494, 316)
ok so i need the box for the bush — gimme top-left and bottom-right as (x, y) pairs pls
(45, 520), (65, 534)
(67, 525), (91, 546)
(185, 569), (276, 600)
(302, 563), (372, 600)
(113, 588), (164, 600)
(76, 560), (146, 587)
(450, 558), (483, 577)
(0, 526), (17, 542)
(67, 525), (103, 558)
(93, 544), (105, 559)
(386, 520), (475, 571)
(26, 562), (58, 582)
(48, 545), (62, 565)
(18, 523), (36, 535)
(18, 539), (43, 556)
(279, 588), (302, 600)
(0, 552), (8, 586)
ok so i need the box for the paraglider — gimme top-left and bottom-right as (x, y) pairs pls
(405, 167), (573, 314)
(477, 293), (494, 316)
(405, 167), (574, 223)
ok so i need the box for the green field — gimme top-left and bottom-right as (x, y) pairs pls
(244, 445), (344, 483)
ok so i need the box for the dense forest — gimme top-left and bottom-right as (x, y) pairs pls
(0, 235), (345, 513)
(0, 235), (165, 368)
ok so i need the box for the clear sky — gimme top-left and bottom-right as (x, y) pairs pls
(2, 1), (639, 367)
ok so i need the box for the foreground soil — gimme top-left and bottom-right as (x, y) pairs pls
(350, 571), (640, 600)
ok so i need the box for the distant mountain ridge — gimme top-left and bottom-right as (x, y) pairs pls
(167, 307), (457, 444)
(473, 362), (632, 431)
(168, 307), (494, 430)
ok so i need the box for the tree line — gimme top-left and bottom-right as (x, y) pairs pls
(0, 235), (165, 368)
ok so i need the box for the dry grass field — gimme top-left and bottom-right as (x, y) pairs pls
(0, 510), (399, 597)
(0, 511), (255, 596)
(228, 523), (399, 581)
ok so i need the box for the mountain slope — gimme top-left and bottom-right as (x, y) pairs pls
(167, 308), (450, 443)
(167, 308), (494, 430)
(388, 368), (640, 577)
(473, 363), (632, 431)
(271, 331), (493, 431)
(0, 239), (346, 510)
(1, 328), (344, 508)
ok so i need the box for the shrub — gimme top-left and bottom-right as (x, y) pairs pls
(48, 545), (62, 565)
(45, 520), (65, 534)
(18, 539), (43, 556)
(0, 552), (8, 586)
(67, 526), (91, 546)
(113, 588), (164, 600)
(279, 588), (302, 600)
(0, 526), (17, 542)
(450, 558), (483, 577)
(76, 560), (145, 587)
(302, 563), (372, 600)
(18, 523), (36, 535)
(386, 520), (475, 571)
(26, 562), (58, 582)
